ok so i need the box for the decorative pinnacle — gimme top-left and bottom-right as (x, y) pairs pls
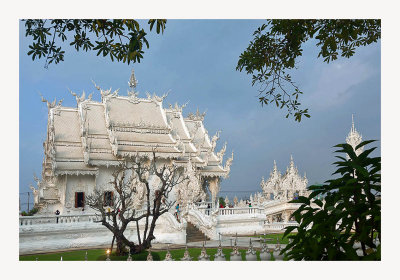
(128, 69), (138, 90)
(351, 114), (361, 136)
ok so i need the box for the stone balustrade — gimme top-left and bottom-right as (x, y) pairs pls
(19, 213), (100, 226)
(196, 205), (212, 216)
(263, 202), (302, 215)
(218, 207), (264, 215)
(263, 222), (298, 231)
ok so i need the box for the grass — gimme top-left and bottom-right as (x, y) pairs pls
(20, 247), (281, 261)
(240, 233), (296, 244)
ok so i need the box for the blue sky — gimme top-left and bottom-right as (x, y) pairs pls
(19, 19), (381, 202)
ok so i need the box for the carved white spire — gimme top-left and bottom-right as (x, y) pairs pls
(187, 108), (206, 121)
(346, 114), (363, 156)
(126, 69), (140, 101)
(273, 160), (278, 173)
(261, 156), (309, 201)
(289, 155), (294, 170)
(128, 68), (138, 91)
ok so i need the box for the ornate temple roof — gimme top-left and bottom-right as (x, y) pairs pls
(261, 156), (308, 200)
(41, 71), (233, 178)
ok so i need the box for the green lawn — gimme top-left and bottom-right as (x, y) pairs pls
(241, 233), (296, 244)
(260, 233), (296, 244)
(20, 247), (281, 261)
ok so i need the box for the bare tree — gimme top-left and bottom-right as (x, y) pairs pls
(86, 152), (186, 255)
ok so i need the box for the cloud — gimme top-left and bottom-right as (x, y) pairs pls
(305, 56), (376, 110)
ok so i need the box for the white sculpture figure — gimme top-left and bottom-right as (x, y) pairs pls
(259, 237), (270, 261)
(180, 245), (192, 261)
(223, 151), (234, 178)
(211, 130), (220, 152)
(233, 196), (238, 206)
(29, 184), (39, 206)
(164, 245), (173, 261)
(91, 79), (112, 101)
(273, 248), (284, 261)
(230, 234), (242, 261)
(198, 242), (209, 261)
(346, 114), (364, 157)
(272, 238), (284, 260)
(175, 157), (204, 207)
(187, 108), (206, 121)
(40, 94), (63, 110)
(224, 196), (230, 208)
(256, 192), (263, 205)
(245, 238), (258, 261)
(216, 142), (227, 163)
(69, 89), (92, 106)
(214, 240), (226, 261)
(127, 252), (132, 261)
(130, 174), (147, 209)
(146, 249), (153, 261)
(84, 251), (88, 261)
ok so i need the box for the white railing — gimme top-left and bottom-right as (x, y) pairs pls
(196, 205), (212, 216)
(19, 209), (149, 227)
(19, 213), (100, 226)
(263, 221), (298, 231)
(264, 202), (302, 215)
(194, 201), (213, 208)
(218, 207), (264, 215)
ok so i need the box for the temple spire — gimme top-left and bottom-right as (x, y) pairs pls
(128, 68), (138, 90)
(346, 114), (363, 156)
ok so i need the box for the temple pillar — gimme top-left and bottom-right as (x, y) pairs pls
(208, 177), (220, 209)
(283, 211), (290, 223)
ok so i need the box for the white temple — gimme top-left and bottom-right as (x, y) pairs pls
(260, 156), (309, 202)
(31, 70), (233, 214)
(21, 75), (366, 255)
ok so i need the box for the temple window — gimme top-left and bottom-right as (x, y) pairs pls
(75, 192), (85, 208)
(104, 191), (113, 207)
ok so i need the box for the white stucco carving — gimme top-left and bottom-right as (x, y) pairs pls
(261, 156), (309, 201)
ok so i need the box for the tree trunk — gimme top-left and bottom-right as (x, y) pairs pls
(110, 234), (115, 252)
(115, 236), (126, 256)
(130, 216), (158, 254)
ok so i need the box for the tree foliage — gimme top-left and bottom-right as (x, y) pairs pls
(23, 19), (167, 68)
(236, 20), (381, 122)
(218, 196), (226, 208)
(281, 140), (381, 260)
(86, 152), (186, 255)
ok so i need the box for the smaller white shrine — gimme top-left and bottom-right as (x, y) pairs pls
(260, 156), (309, 202)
